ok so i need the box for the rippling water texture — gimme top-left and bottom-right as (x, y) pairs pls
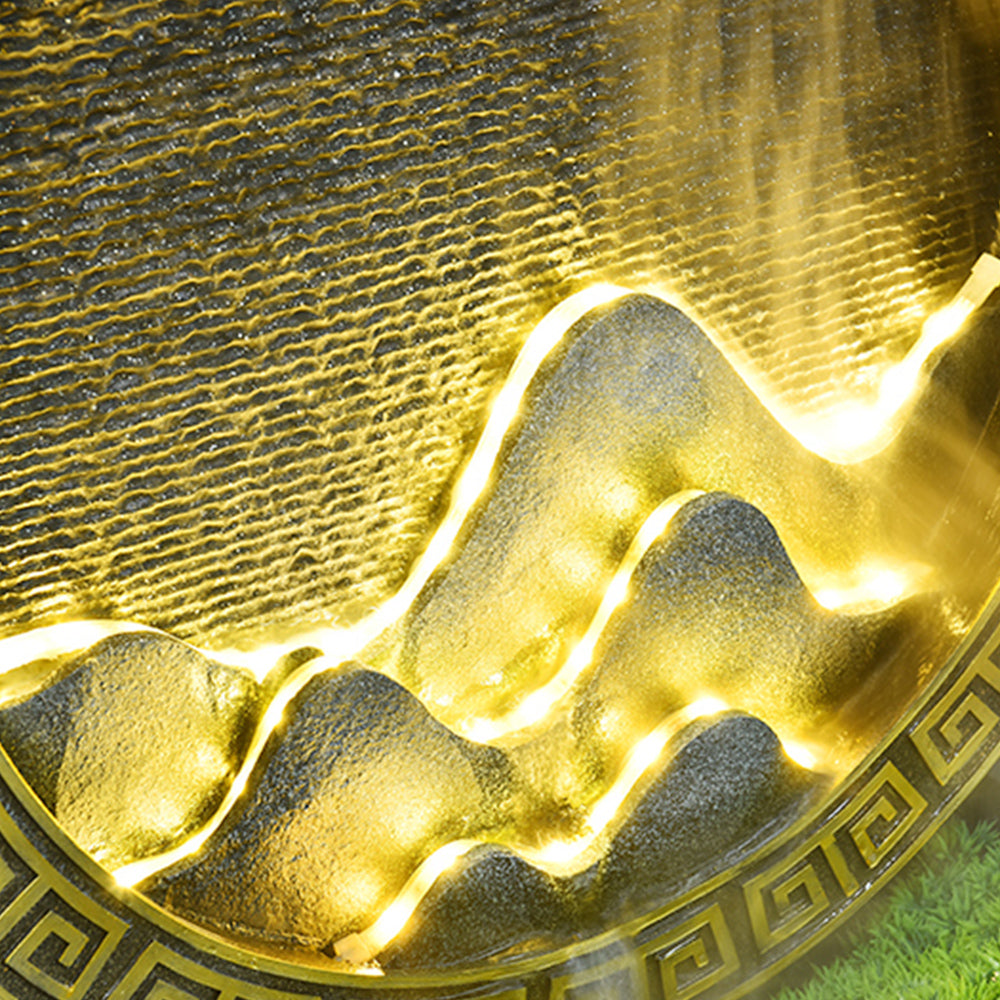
(0, 0), (998, 650)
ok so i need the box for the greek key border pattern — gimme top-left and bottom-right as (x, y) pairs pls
(1, 604), (1000, 999)
(0, 808), (126, 1000)
(0, 809), (319, 999)
(105, 942), (321, 1000)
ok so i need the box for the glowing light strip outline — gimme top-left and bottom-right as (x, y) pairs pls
(3, 284), (643, 889)
(4, 255), (996, 682)
(460, 488), (706, 742)
(0, 621), (167, 676)
(0, 282), (634, 690)
(334, 697), (730, 965)
(110, 651), (337, 885)
(2, 257), (996, 887)
(111, 488), (713, 887)
(794, 251), (1000, 463)
(109, 283), (637, 886)
(212, 282), (638, 678)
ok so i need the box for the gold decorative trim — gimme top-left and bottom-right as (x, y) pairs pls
(744, 761), (926, 953)
(550, 951), (646, 1000)
(0, 810), (127, 999)
(911, 643), (1000, 785)
(106, 943), (320, 1000)
(641, 904), (739, 1000)
(1, 591), (1000, 998)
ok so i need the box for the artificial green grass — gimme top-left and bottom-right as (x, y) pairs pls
(770, 819), (1000, 1000)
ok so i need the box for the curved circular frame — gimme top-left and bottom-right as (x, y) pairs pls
(0, 582), (999, 1000)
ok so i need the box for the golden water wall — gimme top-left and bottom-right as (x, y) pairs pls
(1, 0), (998, 653)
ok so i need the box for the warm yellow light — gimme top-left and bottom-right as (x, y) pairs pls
(6, 253), (997, 681)
(364, 283), (634, 630)
(781, 740), (817, 770)
(869, 569), (908, 605)
(333, 838), (480, 965)
(586, 728), (670, 834)
(0, 621), (159, 676)
(213, 287), (638, 693)
(527, 838), (585, 866)
(6, 252), (993, 693)
(459, 489), (705, 742)
(686, 695), (729, 719)
(813, 563), (920, 611)
(791, 252), (1000, 463)
(867, 297), (974, 425)
(571, 696), (728, 851)
(916, 252), (1000, 356)
(112, 658), (334, 888)
(519, 698), (729, 870)
(9, 254), (998, 893)
(333, 698), (728, 964)
(919, 299), (975, 355)
(6, 284), (642, 884)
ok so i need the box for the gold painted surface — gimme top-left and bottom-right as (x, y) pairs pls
(549, 951), (646, 1000)
(0, 811), (127, 999)
(0, 584), (996, 997)
(0, 287), (972, 959)
(105, 942), (320, 1000)
(1, 0), (1000, 996)
(744, 761), (926, 952)
(640, 904), (740, 1000)
(911, 643), (1000, 785)
(0, 0), (997, 650)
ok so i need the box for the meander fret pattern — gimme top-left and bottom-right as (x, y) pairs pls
(744, 762), (927, 954)
(0, 810), (316, 999)
(1, 605), (1000, 999)
(104, 944), (318, 1000)
(0, 829), (126, 1000)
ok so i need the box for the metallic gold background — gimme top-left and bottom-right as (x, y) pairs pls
(1, 0), (998, 651)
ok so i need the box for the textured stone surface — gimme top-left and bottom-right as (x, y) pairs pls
(0, 632), (260, 868)
(381, 845), (572, 971)
(147, 667), (512, 950)
(0, 484), (953, 966)
(0, 490), (948, 961)
(381, 713), (817, 969)
(0, 0), (994, 650)
(591, 713), (817, 925)
(0, 3), (995, 988)
(567, 492), (907, 790)
(372, 296), (895, 731)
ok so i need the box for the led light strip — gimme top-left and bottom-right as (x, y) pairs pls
(110, 284), (639, 886)
(5, 257), (996, 686)
(110, 488), (712, 887)
(460, 488), (706, 742)
(334, 697), (730, 966)
(2, 257), (996, 892)
(0, 285), (636, 687)
(796, 252), (1000, 462)
(210, 282), (638, 679)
